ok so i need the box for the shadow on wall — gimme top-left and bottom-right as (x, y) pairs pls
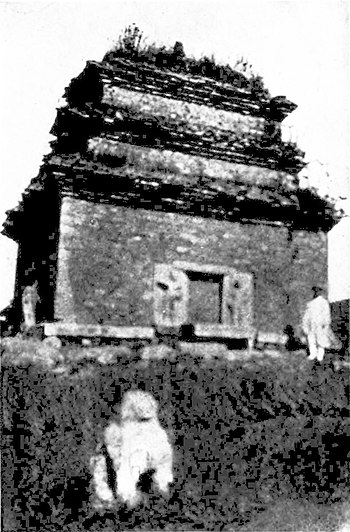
(331, 300), (349, 357)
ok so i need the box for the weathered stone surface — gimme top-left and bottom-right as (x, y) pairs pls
(44, 322), (154, 339)
(102, 86), (266, 134)
(42, 336), (62, 349)
(86, 140), (297, 188)
(179, 342), (229, 359)
(140, 344), (177, 360)
(54, 197), (327, 335)
(1, 336), (64, 368)
(66, 59), (267, 117)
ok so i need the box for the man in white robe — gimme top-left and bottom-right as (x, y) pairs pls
(302, 286), (334, 362)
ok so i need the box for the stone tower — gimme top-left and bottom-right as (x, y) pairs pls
(2, 34), (338, 346)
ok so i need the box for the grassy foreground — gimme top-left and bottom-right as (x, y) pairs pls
(2, 338), (349, 531)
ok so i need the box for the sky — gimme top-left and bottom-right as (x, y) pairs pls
(0, 0), (349, 309)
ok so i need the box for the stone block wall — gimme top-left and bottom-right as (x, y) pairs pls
(55, 197), (327, 335)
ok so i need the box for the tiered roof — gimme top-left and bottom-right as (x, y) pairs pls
(2, 36), (340, 241)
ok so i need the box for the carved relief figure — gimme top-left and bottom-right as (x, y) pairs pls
(157, 269), (183, 322)
(21, 282), (40, 330)
(154, 265), (187, 326)
(226, 280), (241, 325)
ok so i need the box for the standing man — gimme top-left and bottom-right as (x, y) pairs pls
(302, 285), (334, 362)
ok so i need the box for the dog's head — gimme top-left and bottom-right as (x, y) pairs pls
(121, 390), (158, 423)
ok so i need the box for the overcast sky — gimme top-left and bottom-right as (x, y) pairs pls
(0, 0), (349, 309)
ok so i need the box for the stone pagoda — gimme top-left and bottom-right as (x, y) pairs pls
(2, 29), (338, 349)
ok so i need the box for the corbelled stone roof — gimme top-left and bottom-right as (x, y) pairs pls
(2, 38), (341, 242)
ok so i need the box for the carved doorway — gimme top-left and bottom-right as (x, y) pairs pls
(153, 261), (253, 340)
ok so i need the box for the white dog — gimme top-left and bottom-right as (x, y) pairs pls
(90, 390), (173, 509)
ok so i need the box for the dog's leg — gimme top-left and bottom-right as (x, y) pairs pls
(117, 449), (147, 508)
(153, 452), (174, 495)
(90, 455), (114, 508)
(117, 465), (142, 508)
(105, 422), (122, 499)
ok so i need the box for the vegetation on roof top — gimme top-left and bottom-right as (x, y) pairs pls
(103, 24), (271, 99)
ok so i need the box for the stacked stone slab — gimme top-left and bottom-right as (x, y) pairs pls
(3, 54), (338, 240)
(1, 46), (339, 337)
(50, 59), (305, 223)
